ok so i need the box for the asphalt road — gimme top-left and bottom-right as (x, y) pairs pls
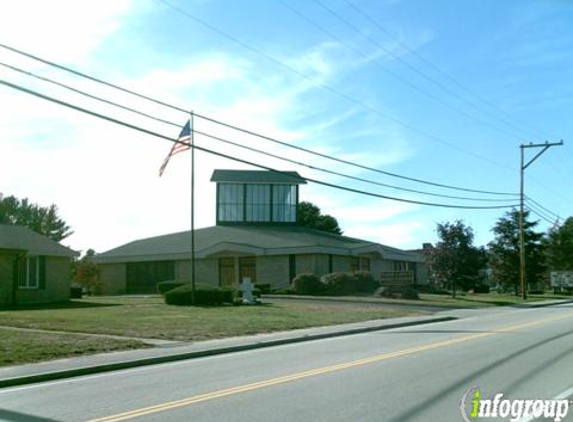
(1, 304), (573, 422)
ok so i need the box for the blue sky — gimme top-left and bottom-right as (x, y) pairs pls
(0, 0), (571, 254)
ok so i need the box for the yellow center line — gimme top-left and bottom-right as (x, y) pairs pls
(84, 311), (573, 422)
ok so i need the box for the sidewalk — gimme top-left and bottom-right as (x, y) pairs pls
(0, 313), (455, 388)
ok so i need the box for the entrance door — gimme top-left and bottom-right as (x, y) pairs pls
(239, 256), (257, 284)
(219, 258), (236, 287)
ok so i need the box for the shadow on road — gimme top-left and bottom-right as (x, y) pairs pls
(386, 328), (573, 422)
(0, 409), (62, 422)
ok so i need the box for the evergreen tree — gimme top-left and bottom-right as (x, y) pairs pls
(488, 210), (546, 293)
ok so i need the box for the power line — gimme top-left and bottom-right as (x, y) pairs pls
(305, 0), (525, 141)
(342, 0), (556, 141)
(525, 205), (556, 226)
(0, 43), (519, 197)
(0, 77), (518, 210)
(153, 0), (513, 171)
(525, 196), (562, 221)
(1, 60), (515, 203)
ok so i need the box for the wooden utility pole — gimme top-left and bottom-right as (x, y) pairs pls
(519, 141), (563, 299)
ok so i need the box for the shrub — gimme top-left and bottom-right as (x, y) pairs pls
(164, 283), (234, 306)
(291, 273), (323, 295)
(473, 284), (490, 294)
(157, 280), (188, 295)
(321, 272), (358, 295)
(376, 285), (419, 300)
(255, 284), (271, 294)
(400, 287), (420, 300)
(70, 284), (83, 299)
(354, 271), (377, 293)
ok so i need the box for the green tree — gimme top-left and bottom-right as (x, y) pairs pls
(545, 217), (573, 270)
(488, 210), (546, 294)
(0, 193), (73, 241)
(297, 201), (343, 235)
(429, 220), (486, 297)
(72, 257), (101, 295)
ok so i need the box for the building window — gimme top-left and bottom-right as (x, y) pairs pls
(219, 258), (236, 286)
(350, 257), (359, 272)
(272, 185), (297, 222)
(360, 257), (371, 272)
(18, 256), (44, 289)
(218, 183), (244, 222)
(239, 256), (257, 283)
(393, 261), (413, 271)
(246, 184), (271, 222)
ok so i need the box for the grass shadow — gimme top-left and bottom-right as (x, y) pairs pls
(0, 299), (122, 312)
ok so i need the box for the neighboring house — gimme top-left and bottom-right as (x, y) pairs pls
(0, 224), (78, 306)
(93, 170), (426, 294)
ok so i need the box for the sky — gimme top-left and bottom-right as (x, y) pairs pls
(0, 0), (572, 256)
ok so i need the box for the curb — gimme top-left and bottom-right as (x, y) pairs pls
(0, 315), (456, 389)
(513, 299), (573, 309)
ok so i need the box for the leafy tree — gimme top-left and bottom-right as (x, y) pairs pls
(545, 217), (573, 270)
(429, 220), (486, 297)
(297, 201), (343, 235)
(72, 250), (100, 294)
(0, 193), (73, 241)
(488, 210), (546, 294)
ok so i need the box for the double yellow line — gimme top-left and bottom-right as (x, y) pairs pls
(85, 311), (573, 422)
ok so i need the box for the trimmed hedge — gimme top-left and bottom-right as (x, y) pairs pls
(164, 283), (234, 306)
(255, 283), (271, 294)
(157, 280), (188, 295)
(354, 271), (377, 293)
(291, 273), (323, 295)
(320, 272), (357, 296)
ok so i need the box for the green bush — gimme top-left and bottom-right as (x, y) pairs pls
(164, 283), (234, 306)
(255, 284), (271, 294)
(291, 273), (323, 295)
(377, 285), (420, 300)
(321, 272), (357, 295)
(157, 281), (188, 295)
(354, 271), (377, 293)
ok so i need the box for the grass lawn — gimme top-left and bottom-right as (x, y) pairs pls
(279, 292), (572, 309)
(0, 328), (147, 367)
(0, 297), (422, 343)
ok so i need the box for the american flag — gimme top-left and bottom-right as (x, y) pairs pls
(159, 119), (192, 177)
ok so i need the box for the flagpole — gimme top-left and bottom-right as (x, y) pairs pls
(190, 111), (196, 305)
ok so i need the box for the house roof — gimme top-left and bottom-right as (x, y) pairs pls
(0, 224), (78, 257)
(210, 170), (307, 184)
(93, 225), (423, 264)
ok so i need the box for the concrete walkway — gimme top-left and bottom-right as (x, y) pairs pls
(0, 325), (180, 346)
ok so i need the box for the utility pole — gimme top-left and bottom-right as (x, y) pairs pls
(519, 141), (563, 300)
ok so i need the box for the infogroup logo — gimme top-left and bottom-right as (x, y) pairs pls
(460, 387), (570, 422)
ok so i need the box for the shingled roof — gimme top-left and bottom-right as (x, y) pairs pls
(210, 170), (306, 184)
(93, 225), (422, 264)
(0, 224), (77, 257)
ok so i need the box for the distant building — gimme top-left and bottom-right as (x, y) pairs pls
(0, 224), (78, 305)
(93, 170), (426, 294)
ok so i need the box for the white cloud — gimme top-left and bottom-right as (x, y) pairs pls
(0, 0), (138, 62)
(0, 16), (417, 254)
